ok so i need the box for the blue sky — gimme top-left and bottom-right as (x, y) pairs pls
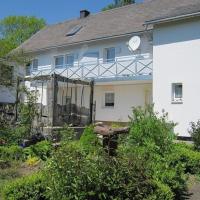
(0, 0), (143, 24)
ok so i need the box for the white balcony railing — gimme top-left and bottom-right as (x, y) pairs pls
(29, 56), (153, 80)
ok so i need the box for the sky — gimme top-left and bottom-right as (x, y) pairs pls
(0, 0), (143, 25)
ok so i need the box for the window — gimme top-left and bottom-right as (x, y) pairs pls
(172, 83), (183, 103)
(65, 54), (74, 67)
(26, 63), (31, 76)
(32, 59), (38, 71)
(105, 47), (115, 63)
(55, 56), (64, 68)
(105, 92), (115, 107)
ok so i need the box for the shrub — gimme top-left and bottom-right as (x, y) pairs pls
(26, 157), (40, 167)
(0, 145), (24, 161)
(2, 172), (47, 200)
(189, 120), (200, 151)
(171, 143), (200, 174)
(128, 105), (176, 155)
(23, 140), (52, 161)
(45, 125), (175, 200)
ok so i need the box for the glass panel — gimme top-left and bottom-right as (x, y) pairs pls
(55, 56), (64, 68)
(175, 84), (182, 98)
(66, 54), (74, 67)
(106, 48), (115, 63)
(32, 59), (38, 71)
(105, 93), (114, 107)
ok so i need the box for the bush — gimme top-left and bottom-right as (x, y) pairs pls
(23, 140), (52, 161)
(2, 172), (47, 200)
(171, 143), (200, 174)
(189, 120), (200, 151)
(128, 106), (176, 155)
(0, 145), (24, 161)
(45, 125), (175, 200)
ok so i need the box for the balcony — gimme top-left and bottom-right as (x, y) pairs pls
(28, 56), (153, 81)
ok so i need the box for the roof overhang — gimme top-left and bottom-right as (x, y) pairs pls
(145, 11), (200, 25)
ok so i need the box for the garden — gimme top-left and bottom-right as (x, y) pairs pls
(1, 101), (200, 199)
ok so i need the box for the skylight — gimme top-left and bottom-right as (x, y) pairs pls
(66, 25), (83, 36)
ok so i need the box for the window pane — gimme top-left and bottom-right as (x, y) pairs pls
(66, 54), (74, 66)
(32, 59), (38, 71)
(55, 56), (64, 68)
(106, 48), (115, 62)
(105, 93), (114, 107)
(175, 84), (182, 98)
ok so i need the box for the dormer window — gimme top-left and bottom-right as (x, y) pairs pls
(55, 55), (64, 68)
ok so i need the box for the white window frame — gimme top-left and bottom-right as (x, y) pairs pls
(104, 92), (115, 108)
(65, 54), (74, 67)
(32, 59), (38, 71)
(55, 55), (64, 68)
(172, 83), (183, 103)
(104, 47), (116, 63)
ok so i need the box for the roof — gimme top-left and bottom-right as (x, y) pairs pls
(18, 0), (200, 53)
(146, 2), (200, 25)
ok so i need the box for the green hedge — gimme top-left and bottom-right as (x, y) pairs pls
(2, 173), (47, 200)
(171, 143), (200, 174)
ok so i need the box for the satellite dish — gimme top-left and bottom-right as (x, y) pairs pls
(128, 36), (141, 52)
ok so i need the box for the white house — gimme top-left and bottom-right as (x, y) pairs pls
(12, 0), (200, 137)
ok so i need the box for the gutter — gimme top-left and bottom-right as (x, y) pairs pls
(21, 29), (153, 54)
(145, 11), (200, 25)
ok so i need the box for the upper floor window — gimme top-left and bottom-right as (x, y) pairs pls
(26, 63), (31, 76)
(172, 83), (183, 103)
(32, 59), (38, 71)
(65, 54), (74, 67)
(55, 55), (64, 68)
(104, 47), (115, 63)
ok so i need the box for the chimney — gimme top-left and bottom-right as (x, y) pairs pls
(80, 10), (90, 19)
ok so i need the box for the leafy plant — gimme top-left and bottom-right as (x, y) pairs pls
(189, 120), (200, 151)
(26, 157), (40, 167)
(127, 105), (176, 155)
(2, 172), (47, 200)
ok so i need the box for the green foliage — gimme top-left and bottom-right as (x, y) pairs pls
(44, 122), (176, 200)
(102, 0), (135, 11)
(189, 120), (200, 151)
(171, 143), (200, 174)
(16, 86), (39, 140)
(25, 157), (40, 167)
(24, 140), (53, 161)
(2, 172), (47, 200)
(57, 125), (75, 142)
(128, 106), (176, 155)
(0, 16), (46, 57)
(0, 145), (23, 161)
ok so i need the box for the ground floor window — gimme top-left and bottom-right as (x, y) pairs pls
(172, 83), (183, 103)
(105, 92), (115, 107)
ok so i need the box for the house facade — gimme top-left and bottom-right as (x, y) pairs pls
(13, 0), (200, 137)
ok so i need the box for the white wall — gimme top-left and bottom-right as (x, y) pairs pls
(0, 65), (24, 104)
(153, 18), (200, 137)
(94, 82), (152, 122)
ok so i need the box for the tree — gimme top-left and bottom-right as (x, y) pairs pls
(102, 0), (135, 11)
(0, 16), (46, 57)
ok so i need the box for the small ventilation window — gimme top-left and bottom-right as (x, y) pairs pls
(66, 25), (83, 36)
